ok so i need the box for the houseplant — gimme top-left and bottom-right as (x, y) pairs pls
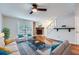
(2, 27), (10, 40)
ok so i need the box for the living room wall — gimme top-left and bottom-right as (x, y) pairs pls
(47, 15), (76, 44)
(2, 15), (33, 39)
(38, 14), (75, 44)
(75, 4), (79, 44)
(0, 14), (2, 33)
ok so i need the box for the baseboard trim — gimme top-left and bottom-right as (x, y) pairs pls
(70, 43), (79, 46)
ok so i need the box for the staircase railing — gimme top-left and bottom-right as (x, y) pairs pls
(46, 17), (56, 34)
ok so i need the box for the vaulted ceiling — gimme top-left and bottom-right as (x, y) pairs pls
(0, 3), (75, 21)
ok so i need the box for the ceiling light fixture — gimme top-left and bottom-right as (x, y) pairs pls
(32, 8), (37, 12)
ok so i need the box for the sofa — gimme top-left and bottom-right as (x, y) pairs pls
(15, 35), (72, 55)
(36, 40), (72, 55)
(0, 37), (20, 55)
(51, 40), (72, 55)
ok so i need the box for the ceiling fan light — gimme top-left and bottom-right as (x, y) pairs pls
(32, 8), (37, 12)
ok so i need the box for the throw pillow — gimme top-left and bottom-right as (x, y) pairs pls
(51, 44), (60, 51)
(4, 39), (14, 45)
(0, 50), (10, 55)
(0, 37), (5, 47)
(0, 47), (12, 55)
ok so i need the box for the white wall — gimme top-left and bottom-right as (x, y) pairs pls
(35, 15), (76, 44)
(0, 14), (2, 33)
(46, 15), (76, 44)
(75, 4), (79, 44)
(2, 16), (33, 39)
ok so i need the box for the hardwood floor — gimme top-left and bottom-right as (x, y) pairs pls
(70, 44), (79, 55)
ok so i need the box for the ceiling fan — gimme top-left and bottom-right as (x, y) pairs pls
(29, 3), (47, 14)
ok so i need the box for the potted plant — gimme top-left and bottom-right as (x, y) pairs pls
(2, 27), (10, 40)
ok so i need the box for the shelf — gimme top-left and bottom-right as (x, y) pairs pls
(54, 27), (75, 32)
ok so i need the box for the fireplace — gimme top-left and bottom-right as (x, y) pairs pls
(36, 27), (44, 35)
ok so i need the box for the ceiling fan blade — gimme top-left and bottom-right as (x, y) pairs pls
(29, 11), (33, 14)
(37, 8), (47, 11)
(29, 3), (47, 14)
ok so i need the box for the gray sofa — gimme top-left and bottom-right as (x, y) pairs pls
(51, 40), (72, 55)
(17, 40), (72, 55)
